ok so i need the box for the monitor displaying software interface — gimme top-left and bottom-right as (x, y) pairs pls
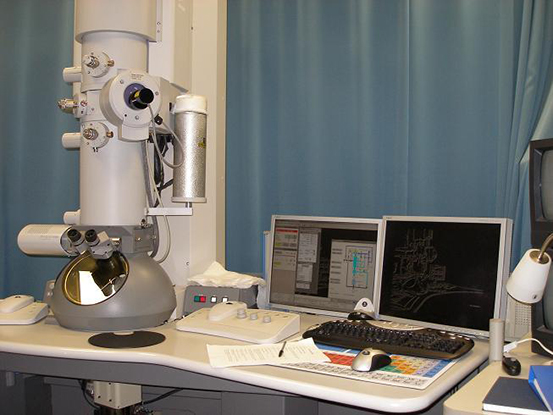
(374, 216), (512, 337)
(268, 216), (381, 316)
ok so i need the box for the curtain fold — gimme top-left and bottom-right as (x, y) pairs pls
(0, 0), (77, 298)
(508, 0), (553, 261)
(227, 0), (552, 274)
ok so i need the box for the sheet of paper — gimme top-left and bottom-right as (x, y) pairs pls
(207, 338), (330, 368)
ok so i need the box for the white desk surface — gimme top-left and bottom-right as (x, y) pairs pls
(0, 313), (488, 413)
(444, 339), (551, 415)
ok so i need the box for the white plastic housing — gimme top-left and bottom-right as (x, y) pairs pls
(18, 224), (71, 256)
(99, 70), (161, 141)
(75, 0), (158, 43)
(63, 210), (81, 226)
(74, 0), (159, 226)
(62, 133), (81, 149)
(173, 93), (207, 115)
(79, 32), (148, 92)
(62, 66), (82, 83)
(79, 134), (146, 226)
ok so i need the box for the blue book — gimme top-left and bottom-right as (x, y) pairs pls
(482, 377), (548, 415)
(529, 365), (553, 412)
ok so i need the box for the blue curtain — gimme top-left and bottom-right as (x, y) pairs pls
(0, 0), (78, 298)
(2, 0), (552, 298)
(226, 0), (553, 274)
(510, 1), (553, 259)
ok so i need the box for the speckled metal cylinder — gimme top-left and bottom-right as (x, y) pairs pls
(172, 111), (207, 203)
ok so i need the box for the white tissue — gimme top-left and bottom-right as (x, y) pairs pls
(188, 262), (266, 289)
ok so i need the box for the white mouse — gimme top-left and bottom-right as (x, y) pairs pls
(207, 301), (247, 322)
(351, 348), (392, 372)
(0, 295), (34, 314)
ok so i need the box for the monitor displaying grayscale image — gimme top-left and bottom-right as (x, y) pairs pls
(268, 215), (381, 317)
(374, 216), (512, 337)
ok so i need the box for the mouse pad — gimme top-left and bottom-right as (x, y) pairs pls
(277, 345), (454, 390)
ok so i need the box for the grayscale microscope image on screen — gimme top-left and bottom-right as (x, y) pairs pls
(269, 217), (380, 314)
(378, 219), (505, 333)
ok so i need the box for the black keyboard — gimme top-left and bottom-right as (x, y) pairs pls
(303, 320), (474, 360)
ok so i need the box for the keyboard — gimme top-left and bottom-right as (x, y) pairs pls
(302, 319), (474, 360)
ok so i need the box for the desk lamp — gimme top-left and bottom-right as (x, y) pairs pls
(506, 234), (553, 356)
(506, 234), (553, 304)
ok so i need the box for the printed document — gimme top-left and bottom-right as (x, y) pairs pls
(207, 338), (330, 368)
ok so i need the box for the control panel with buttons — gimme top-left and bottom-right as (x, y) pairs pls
(183, 285), (257, 316)
(176, 301), (300, 344)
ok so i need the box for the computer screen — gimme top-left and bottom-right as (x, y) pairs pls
(268, 215), (381, 316)
(374, 216), (512, 337)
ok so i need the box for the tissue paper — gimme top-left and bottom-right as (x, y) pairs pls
(188, 262), (266, 289)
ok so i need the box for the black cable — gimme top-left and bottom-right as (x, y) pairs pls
(149, 133), (175, 206)
(151, 136), (163, 207)
(79, 380), (100, 410)
(159, 179), (173, 192)
(142, 388), (183, 405)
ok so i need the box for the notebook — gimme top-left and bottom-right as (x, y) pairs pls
(482, 377), (548, 415)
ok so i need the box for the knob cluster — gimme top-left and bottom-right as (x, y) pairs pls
(235, 309), (273, 323)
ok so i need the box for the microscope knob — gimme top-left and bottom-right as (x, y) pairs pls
(67, 228), (82, 243)
(85, 229), (99, 245)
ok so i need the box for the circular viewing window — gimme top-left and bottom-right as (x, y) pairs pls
(60, 251), (129, 305)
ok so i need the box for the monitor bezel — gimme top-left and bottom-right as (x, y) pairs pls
(530, 138), (553, 248)
(373, 215), (512, 338)
(267, 214), (382, 318)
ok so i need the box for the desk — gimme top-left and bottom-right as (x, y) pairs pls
(444, 340), (550, 414)
(0, 314), (488, 414)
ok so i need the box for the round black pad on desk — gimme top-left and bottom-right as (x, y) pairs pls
(88, 331), (165, 348)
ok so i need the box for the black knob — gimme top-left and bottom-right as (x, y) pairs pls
(85, 229), (98, 243)
(67, 229), (82, 243)
(128, 88), (154, 110)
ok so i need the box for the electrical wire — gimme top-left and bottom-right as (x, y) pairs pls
(141, 141), (160, 259)
(144, 141), (172, 263)
(504, 337), (553, 357)
(79, 380), (99, 410)
(148, 106), (184, 169)
(142, 388), (184, 405)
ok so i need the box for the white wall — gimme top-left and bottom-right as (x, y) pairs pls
(150, 0), (227, 284)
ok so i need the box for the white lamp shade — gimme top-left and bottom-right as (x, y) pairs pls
(506, 249), (551, 304)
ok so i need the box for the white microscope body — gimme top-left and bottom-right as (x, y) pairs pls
(17, 0), (207, 332)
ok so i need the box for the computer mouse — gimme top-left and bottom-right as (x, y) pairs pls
(347, 311), (374, 321)
(502, 356), (521, 376)
(351, 348), (392, 372)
